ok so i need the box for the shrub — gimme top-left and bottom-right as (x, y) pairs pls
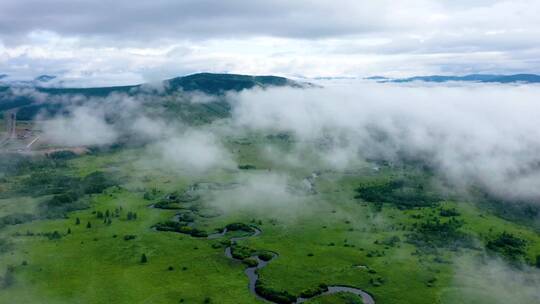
(299, 284), (328, 298)
(225, 222), (254, 232)
(231, 245), (256, 260)
(258, 252), (274, 262)
(242, 257), (258, 267)
(370, 277), (385, 287)
(255, 280), (296, 304)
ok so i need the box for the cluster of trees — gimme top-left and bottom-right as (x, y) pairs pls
(154, 221), (207, 238)
(126, 211), (137, 221)
(0, 154), (67, 181)
(255, 279), (296, 304)
(355, 178), (440, 210)
(230, 244), (256, 260)
(407, 217), (472, 251)
(479, 193), (540, 230)
(225, 222), (254, 233)
(258, 252), (274, 262)
(439, 208), (460, 217)
(242, 257), (258, 267)
(40, 171), (118, 218)
(143, 188), (159, 200)
(47, 151), (77, 160)
(299, 283), (328, 298)
(175, 212), (193, 223)
(486, 232), (527, 262)
(153, 191), (199, 209)
(0, 213), (34, 230)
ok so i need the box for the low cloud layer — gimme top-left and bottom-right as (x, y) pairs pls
(149, 129), (235, 173)
(229, 82), (540, 201)
(445, 255), (540, 303)
(29, 80), (540, 202)
(40, 106), (117, 147)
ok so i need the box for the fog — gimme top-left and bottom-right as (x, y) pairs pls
(40, 106), (118, 146)
(147, 129), (235, 173)
(30, 80), (540, 203)
(229, 82), (540, 202)
(446, 255), (540, 303)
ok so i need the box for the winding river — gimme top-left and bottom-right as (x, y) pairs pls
(151, 185), (375, 304)
(207, 228), (375, 304)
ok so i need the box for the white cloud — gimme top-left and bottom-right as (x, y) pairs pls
(148, 129), (235, 173)
(229, 81), (540, 201)
(41, 106), (118, 146)
(1, 1), (540, 83)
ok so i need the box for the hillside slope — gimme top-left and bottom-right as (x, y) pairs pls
(0, 73), (308, 120)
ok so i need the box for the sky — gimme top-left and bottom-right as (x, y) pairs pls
(1, 0), (540, 86)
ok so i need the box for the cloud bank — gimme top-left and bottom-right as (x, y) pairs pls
(229, 82), (540, 201)
(32, 80), (540, 203)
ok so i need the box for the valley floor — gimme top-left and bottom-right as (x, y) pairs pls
(1, 134), (539, 304)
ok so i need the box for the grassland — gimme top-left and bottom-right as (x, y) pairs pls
(0, 133), (539, 304)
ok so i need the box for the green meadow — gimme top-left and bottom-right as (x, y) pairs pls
(1, 134), (539, 304)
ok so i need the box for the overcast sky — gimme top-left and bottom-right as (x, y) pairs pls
(1, 0), (539, 85)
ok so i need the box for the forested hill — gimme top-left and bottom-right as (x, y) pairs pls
(0, 73), (309, 120)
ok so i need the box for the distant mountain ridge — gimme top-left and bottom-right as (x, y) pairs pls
(0, 73), (311, 120)
(0, 74), (62, 87)
(384, 74), (540, 83)
(34, 75), (57, 82)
